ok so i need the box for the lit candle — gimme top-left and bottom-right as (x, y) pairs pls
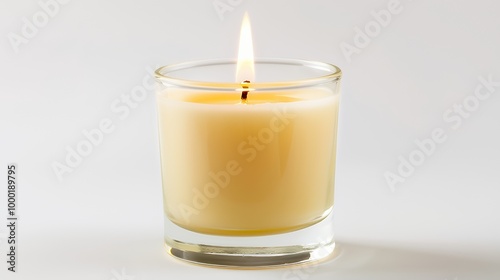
(155, 12), (342, 266)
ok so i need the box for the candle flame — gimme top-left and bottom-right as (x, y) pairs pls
(236, 12), (255, 83)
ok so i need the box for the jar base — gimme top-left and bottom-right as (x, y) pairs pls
(164, 210), (335, 267)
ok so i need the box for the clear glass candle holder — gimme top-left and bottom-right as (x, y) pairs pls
(155, 58), (342, 267)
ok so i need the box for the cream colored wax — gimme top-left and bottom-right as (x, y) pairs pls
(157, 88), (339, 236)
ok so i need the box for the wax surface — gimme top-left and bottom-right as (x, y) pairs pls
(157, 89), (339, 236)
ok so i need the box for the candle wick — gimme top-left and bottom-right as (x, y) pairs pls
(241, 80), (250, 103)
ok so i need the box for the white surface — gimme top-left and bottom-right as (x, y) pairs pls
(1, 0), (500, 279)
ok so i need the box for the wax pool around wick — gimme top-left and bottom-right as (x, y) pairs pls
(240, 80), (250, 103)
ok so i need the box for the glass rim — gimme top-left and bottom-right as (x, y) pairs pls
(155, 58), (342, 90)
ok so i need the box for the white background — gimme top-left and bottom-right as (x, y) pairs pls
(1, 0), (500, 279)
